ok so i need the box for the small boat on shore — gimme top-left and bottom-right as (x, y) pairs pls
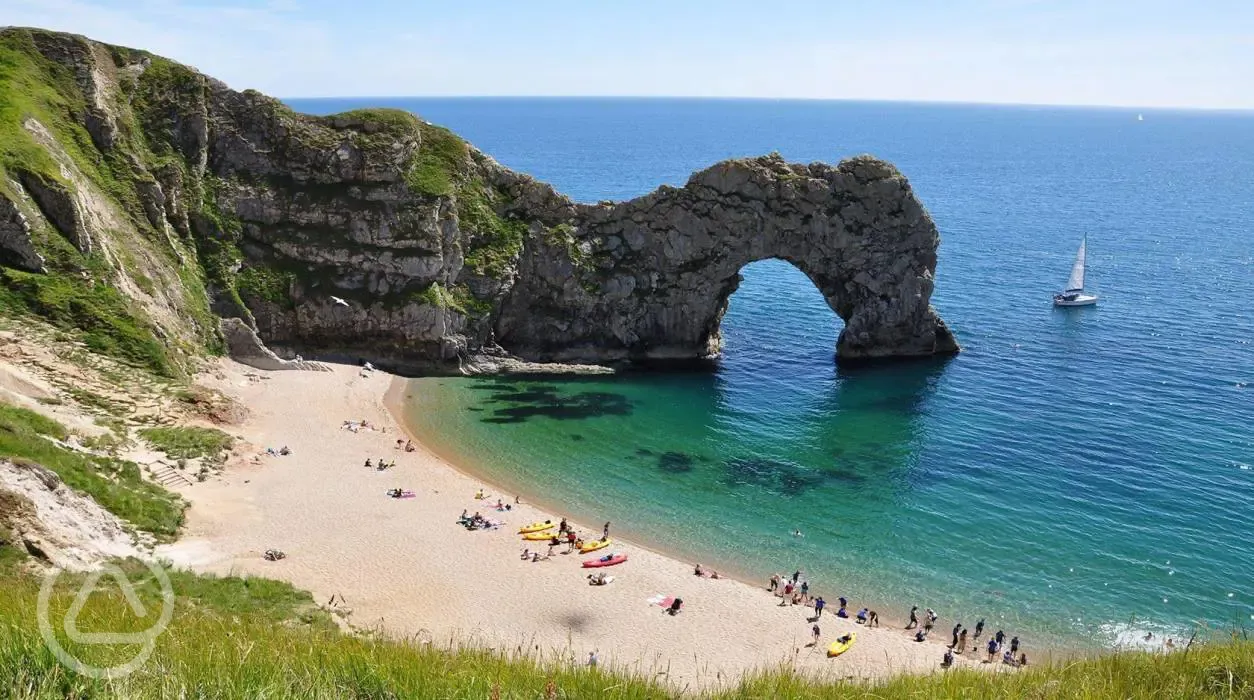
(1054, 236), (1098, 307)
(521, 531), (559, 541)
(827, 632), (856, 657)
(583, 552), (627, 568)
(579, 537), (611, 553)
(518, 521), (555, 534)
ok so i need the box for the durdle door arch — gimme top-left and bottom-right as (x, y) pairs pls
(497, 154), (959, 365)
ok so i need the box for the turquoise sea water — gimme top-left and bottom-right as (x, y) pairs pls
(290, 98), (1254, 649)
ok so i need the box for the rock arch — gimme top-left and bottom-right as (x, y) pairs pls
(497, 154), (959, 365)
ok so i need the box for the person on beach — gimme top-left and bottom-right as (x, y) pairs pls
(783, 582), (794, 597)
(603, 522), (611, 539)
(973, 618), (985, 644)
(857, 608), (869, 624)
(364, 458), (372, 468)
(587, 651), (598, 668)
(792, 570), (802, 584)
(559, 518), (568, 534)
(942, 649), (954, 668)
(475, 489), (485, 500)
(915, 630), (927, 642)
(694, 564), (705, 576)
(811, 624), (821, 645)
(868, 610), (879, 627)
(814, 597), (825, 618)
(520, 548), (531, 560)
(957, 627), (968, 653)
(907, 606), (919, 629)
(951, 622), (962, 648)
(836, 605), (848, 618)
(1018, 652), (1028, 667)
(1002, 649), (1016, 666)
(1010, 636), (1020, 655)
(566, 531), (577, 552)
(769, 573), (780, 592)
(839, 596), (847, 609)
(924, 612), (936, 634)
(405, 440), (415, 452)
(547, 536), (560, 557)
(986, 638), (998, 662)
(799, 581), (809, 601)
(995, 630), (1005, 649)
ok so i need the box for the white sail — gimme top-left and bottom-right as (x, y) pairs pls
(1065, 237), (1086, 292)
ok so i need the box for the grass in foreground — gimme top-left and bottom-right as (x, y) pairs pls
(0, 559), (1250, 699)
(137, 425), (233, 461)
(0, 402), (184, 538)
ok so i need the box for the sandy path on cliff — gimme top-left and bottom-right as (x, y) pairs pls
(158, 362), (980, 691)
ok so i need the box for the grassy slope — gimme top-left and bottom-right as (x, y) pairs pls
(0, 29), (218, 377)
(136, 425), (232, 461)
(0, 402), (184, 538)
(0, 561), (1250, 699)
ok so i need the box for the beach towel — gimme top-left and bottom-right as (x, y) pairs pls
(648, 595), (675, 608)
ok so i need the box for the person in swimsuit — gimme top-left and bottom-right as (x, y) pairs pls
(907, 606), (919, 629)
(811, 624), (820, 645)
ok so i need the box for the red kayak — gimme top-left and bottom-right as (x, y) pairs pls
(582, 553), (627, 568)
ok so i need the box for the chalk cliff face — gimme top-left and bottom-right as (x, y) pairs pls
(0, 27), (957, 375)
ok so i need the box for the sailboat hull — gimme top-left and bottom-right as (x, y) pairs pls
(1053, 293), (1098, 307)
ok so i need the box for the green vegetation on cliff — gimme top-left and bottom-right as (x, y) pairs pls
(0, 402), (185, 538)
(407, 121), (465, 197)
(405, 121), (527, 279)
(137, 425), (233, 461)
(0, 29), (224, 376)
(237, 266), (296, 308)
(0, 557), (1250, 699)
(0, 268), (176, 376)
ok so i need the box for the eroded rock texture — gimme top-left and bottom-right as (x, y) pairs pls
(0, 27), (957, 374)
(501, 154), (958, 364)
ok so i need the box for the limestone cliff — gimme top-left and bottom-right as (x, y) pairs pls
(0, 27), (957, 375)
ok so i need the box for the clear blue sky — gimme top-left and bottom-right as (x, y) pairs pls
(5, 0), (1252, 108)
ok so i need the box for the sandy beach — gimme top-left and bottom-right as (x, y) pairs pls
(158, 361), (984, 691)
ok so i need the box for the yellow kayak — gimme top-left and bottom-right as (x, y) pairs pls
(521, 531), (562, 541)
(579, 538), (611, 553)
(827, 633), (856, 658)
(517, 521), (555, 535)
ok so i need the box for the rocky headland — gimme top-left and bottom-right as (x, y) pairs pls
(0, 27), (957, 376)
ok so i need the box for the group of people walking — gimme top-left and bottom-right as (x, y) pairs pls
(912, 609), (1027, 669)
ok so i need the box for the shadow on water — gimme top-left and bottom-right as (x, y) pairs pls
(722, 456), (826, 496)
(806, 357), (951, 493)
(657, 451), (696, 473)
(466, 377), (634, 424)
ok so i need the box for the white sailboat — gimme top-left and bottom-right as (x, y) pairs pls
(1053, 236), (1098, 307)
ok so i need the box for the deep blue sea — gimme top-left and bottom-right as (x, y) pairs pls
(287, 98), (1254, 650)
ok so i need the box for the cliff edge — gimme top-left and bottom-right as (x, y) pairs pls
(0, 27), (957, 374)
